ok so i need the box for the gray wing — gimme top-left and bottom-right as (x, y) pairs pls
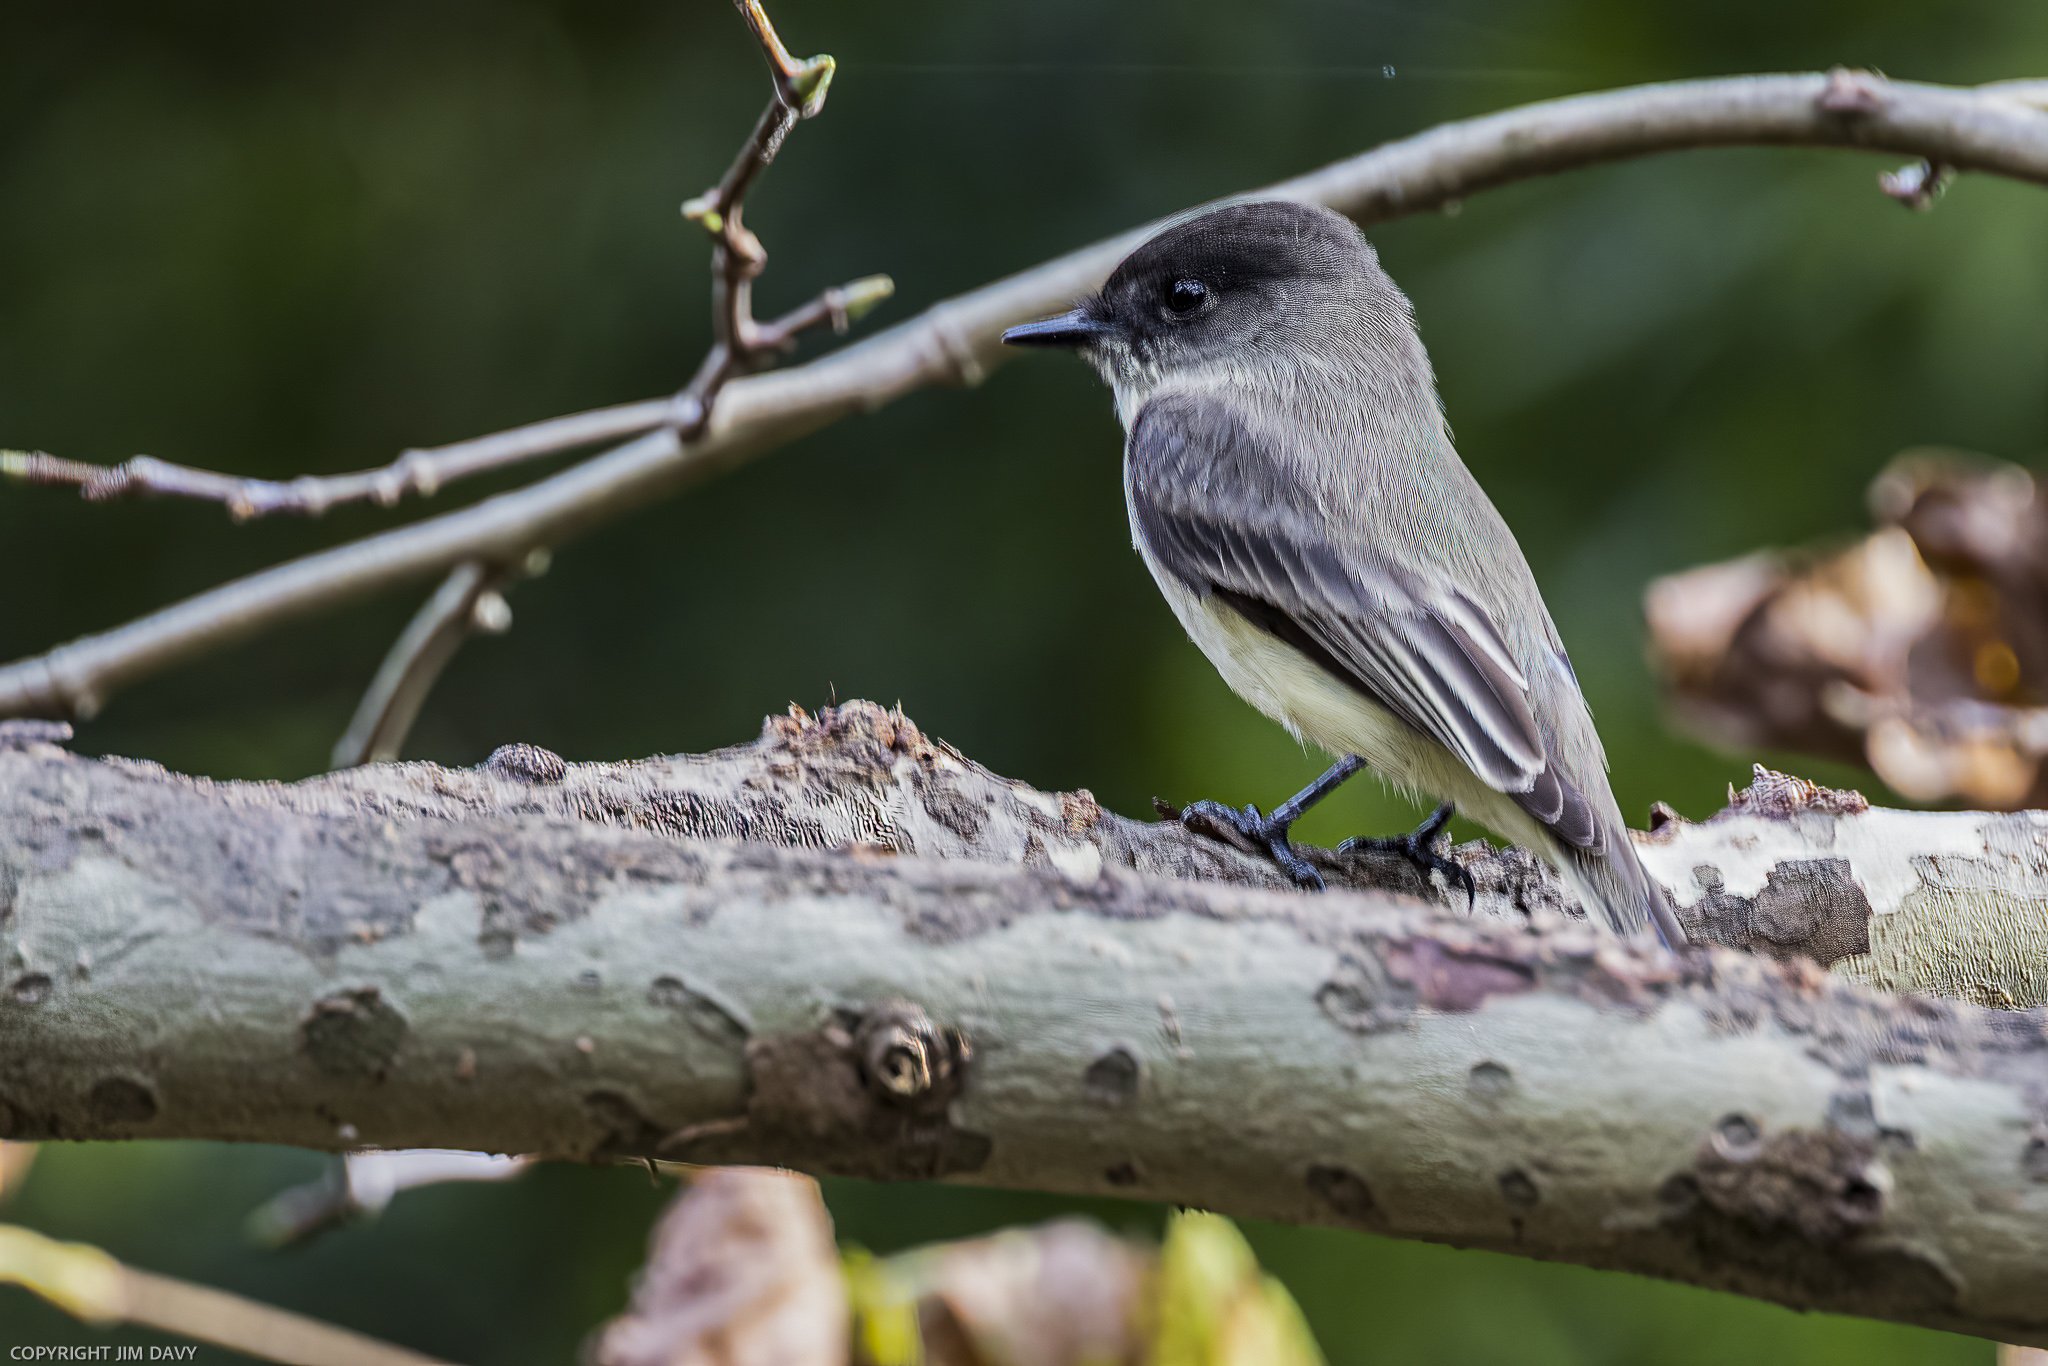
(1128, 392), (1603, 852)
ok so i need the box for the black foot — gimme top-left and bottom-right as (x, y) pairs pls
(1179, 799), (1325, 890)
(1339, 803), (1476, 910)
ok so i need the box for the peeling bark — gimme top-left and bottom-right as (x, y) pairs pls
(9, 702), (2033, 999)
(3, 706), (2048, 1341)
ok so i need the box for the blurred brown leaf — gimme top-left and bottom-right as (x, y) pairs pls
(1647, 449), (2048, 808)
(845, 1211), (1319, 1366)
(894, 1219), (1151, 1366)
(592, 1168), (848, 1366)
(0, 1144), (36, 1203)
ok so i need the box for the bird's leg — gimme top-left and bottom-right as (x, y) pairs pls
(1339, 803), (1476, 909)
(1177, 755), (1365, 891)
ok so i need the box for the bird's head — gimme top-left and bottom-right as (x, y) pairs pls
(1001, 199), (1396, 422)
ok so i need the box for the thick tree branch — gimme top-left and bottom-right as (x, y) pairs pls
(15, 700), (2036, 1000)
(3, 705), (2047, 1343)
(5, 72), (2048, 721)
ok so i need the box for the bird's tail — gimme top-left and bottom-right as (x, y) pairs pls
(1556, 837), (1686, 949)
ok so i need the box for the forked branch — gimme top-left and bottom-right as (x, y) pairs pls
(6, 72), (2048, 721)
(329, 561), (522, 769)
(0, 0), (884, 524)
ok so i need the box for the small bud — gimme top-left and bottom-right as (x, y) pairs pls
(397, 451), (441, 500)
(680, 195), (724, 234)
(472, 591), (513, 634)
(788, 53), (835, 117)
(840, 274), (895, 325)
(1878, 159), (1952, 211)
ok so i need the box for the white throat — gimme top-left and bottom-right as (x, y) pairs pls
(1089, 346), (1165, 432)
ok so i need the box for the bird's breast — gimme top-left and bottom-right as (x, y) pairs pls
(1128, 518), (1411, 766)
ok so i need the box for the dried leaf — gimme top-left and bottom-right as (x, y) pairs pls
(1647, 450), (2048, 808)
(593, 1168), (848, 1366)
(918, 1219), (1149, 1366)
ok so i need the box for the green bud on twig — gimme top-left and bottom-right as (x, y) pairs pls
(680, 196), (724, 234)
(840, 275), (895, 325)
(788, 54), (835, 117)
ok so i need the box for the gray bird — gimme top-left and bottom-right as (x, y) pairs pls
(1002, 199), (1683, 946)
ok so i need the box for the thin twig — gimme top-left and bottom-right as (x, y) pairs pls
(312, 0), (869, 762)
(246, 1151), (535, 1248)
(0, 8), (863, 522)
(1877, 78), (2047, 209)
(2, 1), (885, 761)
(731, 0), (836, 116)
(1879, 158), (1955, 209)
(670, 277), (891, 433)
(0, 3), (868, 518)
(671, 21), (870, 441)
(1, 399), (670, 519)
(682, 102), (789, 435)
(5, 73), (2048, 721)
(0, 1224), (449, 1365)
(0, 269), (884, 516)
(1983, 78), (2048, 109)
(331, 560), (525, 768)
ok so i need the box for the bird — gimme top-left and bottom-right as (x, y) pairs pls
(1001, 199), (1684, 946)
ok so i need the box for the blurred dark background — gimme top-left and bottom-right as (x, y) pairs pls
(4, 0), (2045, 1360)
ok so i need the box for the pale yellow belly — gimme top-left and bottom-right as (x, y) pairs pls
(1152, 569), (1553, 853)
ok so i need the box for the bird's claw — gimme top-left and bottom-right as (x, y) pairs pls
(1339, 803), (1475, 911)
(1178, 798), (1325, 891)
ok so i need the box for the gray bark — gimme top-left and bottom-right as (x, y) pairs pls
(3, 705), (2046, 1343)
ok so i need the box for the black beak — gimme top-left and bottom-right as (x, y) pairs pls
(1001, 308), (1113, 348)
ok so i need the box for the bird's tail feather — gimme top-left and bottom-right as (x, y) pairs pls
(1557, 839), (1686, 948)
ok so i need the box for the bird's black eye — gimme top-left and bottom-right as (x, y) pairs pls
(1163, 277), (1209, 316)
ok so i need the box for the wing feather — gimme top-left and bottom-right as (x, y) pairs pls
(1129, 393), (1604, 852)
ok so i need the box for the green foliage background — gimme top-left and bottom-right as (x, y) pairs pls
(3, 0), (2045, 1360)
